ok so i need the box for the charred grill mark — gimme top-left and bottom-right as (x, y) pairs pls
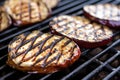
(60, 27), (70, 33)
(52, 18), (71, 24)
(101, 25), (106, 36)
(11, 32), (40, 58)
(67, 31), (74, 35)
(32, 34), (54, 60)
(56, 40), (73, 65)
(23, 32), (43, 46)
(50, 19), (63, 26)
(28, 0), (31, 22)
(63, 40), (72, 47)
(51, 17), (80, 36)
(88, 23), (107, 41)
(32, 37), (73, 67)
(69, 45), (77, 59)
(15, 34), (53, 62)
(32, 37), (64, 67)
(20, 0), (22, 21)
(11, 32), (30, 58)
(51, 19), (74, 28)
(75, 24), (89, 38)
(92, 24), (99, 41)
(56, 52), (62, 64)
(37, 2), (41, 20)
(0, 12), (2, 30)
(27, 40), (55, 62)
(13, 0), (50, 24)
(41, 37), (64, 67)
(85, 32), (88, 41)
(43, 52), (61, 67)
(13, 33), (53, 63)
(44, 1), (51, 16)
(38, 2), (42, 20)
(109, 5), (113, 18)
(18, 32), (43, 64)
(8, 36), (21, 52)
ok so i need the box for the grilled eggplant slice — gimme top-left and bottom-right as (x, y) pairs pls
(4, 0), (51, 26)
(50, 15), (113, 48)
(7, 30), (81, 74)
(0, 7), (11, 32)
(84, 4), (120, 28)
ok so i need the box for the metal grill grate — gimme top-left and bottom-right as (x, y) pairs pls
(0, 0), (120, 80)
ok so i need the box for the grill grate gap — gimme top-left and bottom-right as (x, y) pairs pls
(90, 67), (111, 80)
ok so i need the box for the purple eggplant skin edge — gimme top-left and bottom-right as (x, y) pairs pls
(84, 10), (120, 29)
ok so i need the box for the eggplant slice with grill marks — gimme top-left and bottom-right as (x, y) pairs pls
(4, 0), (51, 26)
(83, 4), (120, 28)
(50, 15), (113, 48)
(0, 7), (11, 32)
(7, 30), (81, 74)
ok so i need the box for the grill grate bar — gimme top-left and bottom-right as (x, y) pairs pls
(0, 45), (7, 51)
(81, 49), (91, 56)
(112, 0), (120, 4)
(103, 65), (120, 80)
(52, 0), (86, 15)
(112, 31), (120, 37)
(82, 51), (120, 80)
(61, 39), (120, 80)
(0, 28), (17, 37)
(0, 71), (15, 80)
(40, 74), (53, 80)
(94, 52), (120, 74)
(60, 0), (101, 15)
(0, 65), (6, 70)
(94, 59), (120, 75)
(0, 54), (7, 61)
(19, 74), (31, 80)
(57, 0), (75, 7)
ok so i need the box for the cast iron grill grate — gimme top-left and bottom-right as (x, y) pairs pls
(0, 0), (120, 80)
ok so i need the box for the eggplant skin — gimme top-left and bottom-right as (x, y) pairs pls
(51, 28), (112, 48)
(7, 30), (81, 74)
(83, 4), (120, 29)
(50, 15), (113, 48)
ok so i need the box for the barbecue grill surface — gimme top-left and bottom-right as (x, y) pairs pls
(0, 0), (120, 80)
